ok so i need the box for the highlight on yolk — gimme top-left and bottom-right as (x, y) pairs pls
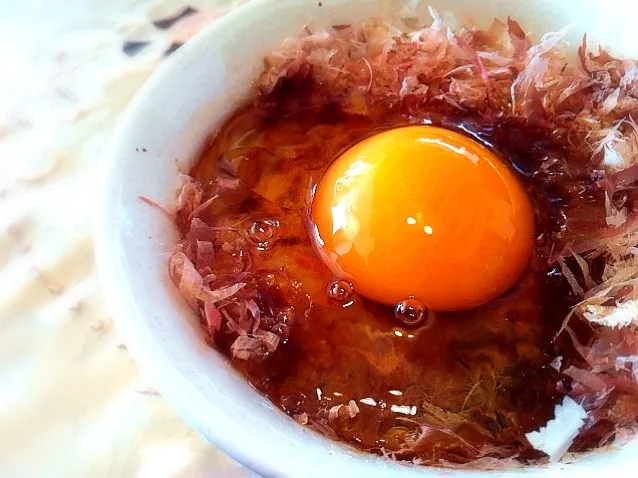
(310, 125), (535, 312)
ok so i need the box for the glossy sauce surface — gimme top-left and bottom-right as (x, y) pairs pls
(187, 83), (590, 465)
(311, 125), (535, 310)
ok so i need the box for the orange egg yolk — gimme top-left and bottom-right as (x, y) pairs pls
(310, 125), (535, 312)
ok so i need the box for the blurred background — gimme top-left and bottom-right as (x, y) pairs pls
(0, 0), (256, 476)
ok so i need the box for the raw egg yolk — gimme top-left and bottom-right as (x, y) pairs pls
(310, 126), (534, 311)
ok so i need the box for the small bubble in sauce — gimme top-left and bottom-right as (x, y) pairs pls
(277, 306), (295, 325)
(327, 279), (353, 302)
(248, 219), (280, 245)
(271, 322), (290, 339)
(394, 298), (430, 327)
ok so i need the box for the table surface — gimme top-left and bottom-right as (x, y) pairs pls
(0, 1), (257, 476)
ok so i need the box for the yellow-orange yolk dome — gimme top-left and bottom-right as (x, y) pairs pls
(310, 126), (535, 312)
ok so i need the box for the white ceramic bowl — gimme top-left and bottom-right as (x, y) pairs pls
(96, 0), (638, 476)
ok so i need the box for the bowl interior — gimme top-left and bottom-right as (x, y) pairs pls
(96, 0), (638, 476)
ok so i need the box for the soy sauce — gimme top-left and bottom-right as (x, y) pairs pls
(188, 79), (598, 466)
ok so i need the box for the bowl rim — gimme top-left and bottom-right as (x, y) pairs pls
(95, 0), (638, 476)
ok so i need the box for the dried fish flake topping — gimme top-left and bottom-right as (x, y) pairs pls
(164, 173), (314, 362)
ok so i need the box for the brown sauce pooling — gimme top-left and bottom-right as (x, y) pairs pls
(185, 80), (598, 465)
